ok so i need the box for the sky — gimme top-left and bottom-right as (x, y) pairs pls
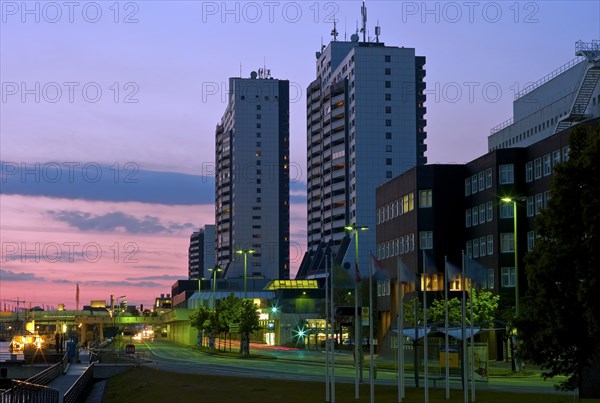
(1, 0), (599, 309)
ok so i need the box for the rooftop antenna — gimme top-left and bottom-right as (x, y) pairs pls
(344, 17), (347, 41)
(331, 19), (338, 42)
(375, 20), (381, 42)
(361, 0), (367, 43)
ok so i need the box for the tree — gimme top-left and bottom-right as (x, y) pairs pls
(429, 290), (499, 325)
(517, 123), (600, 390)
(239, 299), (260, 356)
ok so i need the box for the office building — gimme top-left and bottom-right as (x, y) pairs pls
(188, 225), (215, 280)
(489, 40), (600, 150)
(299, 14), (427, 279)
(215, 71), (290, 282)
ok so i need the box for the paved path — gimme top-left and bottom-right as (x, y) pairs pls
(47, 351), (90, 403)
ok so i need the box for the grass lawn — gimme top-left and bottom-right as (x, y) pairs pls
(104, 366), (573, 403)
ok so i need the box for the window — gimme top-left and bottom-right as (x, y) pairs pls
(400, 238), (405, 254)
(256, 114), (261, 119)
(486, 168), (492, 188)
(478, 172), (485, 190)
(526, 196), (534, 217)
(419, 231), (433, 250)
(385, 55), (391, 62)
(386, 158), (392, 165)
(552, 150), (561, 166)
(479, 204), (485, 224)
(535, 193), (543, 215)
(385, 68), (391, 75)
(486, 202), (493, 222)
(472, 206), (479, 226)
(465, 210), (471, 227)
(256, 123), (261, 129)
(385, 106), (392, 114)
(544, 191), (550, 208)
(403, 195), (409, 213)
(527, 231), (535, 251)
(385, 132), (392, 139)
(501, 267), (515, 287)
(385, 81), (391, 88)
(480, 237), (486, 256)
(500, 203), (513, 218)
(543, 154), (552, 176)
(386, 171), (392, 178)
(386, 145), (392, 152)
(465, 178), (471, 196)
(562, 146), (570, 161)
(466, 241), (472, 257)
(499, 164), (514, 184)
(473, 239), (479, 258)
(410, 234), (415, 251)
(500, 233), (514, 253)
(471, 175), (478, 193)
(525, 161), (533, 182)
(534, 158), (542, 179)
(385, 119), (392, 127)
(487, 235), (493, 255)
(419, 190), (432, 208)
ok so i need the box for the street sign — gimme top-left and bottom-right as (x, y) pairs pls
(361, 307), (369, 326)
(125, 344), (135, 354)
(229, 323), (240, 333)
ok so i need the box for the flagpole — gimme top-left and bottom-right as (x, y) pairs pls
(470, 283), (476, 402)
(331, 252), (336, 402)
(397, 257), (402, 403)
(444, 256), (450, 400)
(423, 250), (429, 403)
(325, 254), (330, 402)
(369, 255), (374, 403)
(462, 251), (468, 403)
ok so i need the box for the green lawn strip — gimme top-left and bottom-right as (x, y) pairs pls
(104, 367), (573, 403)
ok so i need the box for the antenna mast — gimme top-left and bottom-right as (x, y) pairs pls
(361, 0), (367, 43)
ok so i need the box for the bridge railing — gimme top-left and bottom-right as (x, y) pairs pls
(64, 363), (95, 403)
(0, 380), (60, 403)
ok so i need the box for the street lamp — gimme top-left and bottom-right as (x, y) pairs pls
(344, 224), (368, 399)
(208, 268), (222, 310)
(501, 197), (525, 317)
(236, 249), (255, 299)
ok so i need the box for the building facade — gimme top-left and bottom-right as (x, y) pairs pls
(301, 31), (426, 278)
(489, 40), (600, 151)
(215, 72), (290, 282)
(188, 225), (215, 280)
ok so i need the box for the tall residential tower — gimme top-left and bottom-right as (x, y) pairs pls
(299, 23), (427, 278)
(215, 71), (290, 282)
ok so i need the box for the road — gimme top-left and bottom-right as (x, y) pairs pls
(134, 339), (571, 396)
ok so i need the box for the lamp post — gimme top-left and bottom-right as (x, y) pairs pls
(501, 197), (525, 317)
(344, 224), (368, 400)
(236, 249), (255, 299)
(208, 268), (222, 310)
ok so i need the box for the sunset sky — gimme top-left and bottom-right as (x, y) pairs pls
(1, 1), (598, 309)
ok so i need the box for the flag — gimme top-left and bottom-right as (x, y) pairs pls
(421, 250), (439, 291)
(446, 261), (462, 291)
(397, 258), (418, 286)
(355, 261), (362, 282)
(465, 256), (489, 289)
(371, 252), (391, 280)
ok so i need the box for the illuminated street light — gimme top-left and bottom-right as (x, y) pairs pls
(208, 267), (223, 310)
(344, 224), (368, 398)
(236, 249), (255, 299)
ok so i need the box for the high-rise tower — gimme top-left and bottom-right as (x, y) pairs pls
(215, 71), (290, 282)
(299, 23), (426, 278)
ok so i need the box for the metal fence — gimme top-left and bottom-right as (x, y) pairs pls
(0, 380), (59, 403)
(64, 364), (95, 403)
